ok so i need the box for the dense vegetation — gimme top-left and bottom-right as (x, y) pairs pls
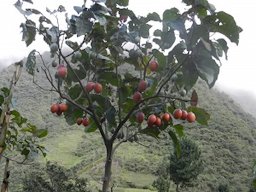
(1, 62), (256, 191)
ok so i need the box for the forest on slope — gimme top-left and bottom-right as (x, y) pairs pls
(1, 61), (256, 192)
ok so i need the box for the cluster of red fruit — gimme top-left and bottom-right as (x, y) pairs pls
(132, 60), (159, 103)
(173, 109), (196, 123)
(84, 82), (103, 94)
(136, 112), (171, 127)
(135, 109), (196, 127)
(76, 117), (90, 127)
(50, 103), (68, 116)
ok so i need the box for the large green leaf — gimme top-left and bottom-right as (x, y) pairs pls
(179, 59), (199, 91)
(117, 0), (129, 6)
(146, 12), (161, 22)
(20, 20), (36, 46)
(139, 23), (152, 38)
(168, 130), (181, 158)
(187, 106), (210, 125)
(106, 106), (117, 127)
(75, 16), (93, 36)
(173, 124), (184, 137)
(204, 11), (241, 45)
(25, 50), (37, 75)
(217, 38), (229, 59)
(98, 71), (120, 86)
(193, 41), (220, 88)
(194, 55), (219, 88)
(85, 48), (113, 62)
(140, 126), (161, 138)
(163, 8), (179, 21)
(0, 95), (4, 106)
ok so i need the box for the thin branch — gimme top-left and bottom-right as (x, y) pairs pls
(59, 51), (107, 143)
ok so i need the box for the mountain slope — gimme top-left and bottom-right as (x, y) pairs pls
(1, 62), (256, 192)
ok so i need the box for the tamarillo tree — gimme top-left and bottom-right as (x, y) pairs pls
(15, 0), (241, 191)
(0, 62), (47, 192)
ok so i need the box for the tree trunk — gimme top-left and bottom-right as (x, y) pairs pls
(1, 158), (10, 192)
(102, 141), (113, 192)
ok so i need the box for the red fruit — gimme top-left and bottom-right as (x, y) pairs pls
(181, 110), (188, 120)
(155, 117), (162, 127)
(120, 15), (128, 22)
(85, 82), (95, 93)
(50, 103), (59, 113)
(147, 114), (157, 127)
(59, 103), (68, 112)
(149, 60), (159, 72)
(82, 117), (90, 126)
(138, 80), (148, 92)
(173, 109), (182, 119)
(187, 112), (196, 123)
(94, 83), (103, 94)
(132, 91), (142, 103)
(136, 111), (145, 124)
(76, 118), (83, 125)
(162, 113), (171, 122)
(57, 65), (67, 78)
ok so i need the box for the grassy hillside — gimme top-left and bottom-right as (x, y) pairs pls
(1, 63), (256, 192)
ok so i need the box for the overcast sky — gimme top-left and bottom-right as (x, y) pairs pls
(0, 0), (255, 96)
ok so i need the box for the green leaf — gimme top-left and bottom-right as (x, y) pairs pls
(146, 12), (161, 22)
(85, 48), (113, 62)
(168, 130), (181, 158)
(98, 71), (120, 86)
(187, 106), (210, 125)
(140, 126), (161, 138)
(1, 87), (10, 97)
(204, 11), (241, 45)
(65, 40), (79, 50)
(35, 129), (48, 138)
(106, 106), (117, 127)
(11, 110), (28, 127)
(0, 95), (4, 106)
(25, 50), (37, 75)
(139, 23), (152, 38)
(153, 29), (162, 37)
(75, 17), (93, 36)
(178, 59), (198, 91)
(20, 20), (36, 46)
(25, 8), (41, 14)
(21, 148), (30, 157)
(217, 38), (229, 59)
(163, 8), (179, 21)
(21, 123), (37, 133)
(23, 0), (33, 4)
(194, 55), (219, 88)
(117, 0), (129, 6)
(173, 124), (184, 137)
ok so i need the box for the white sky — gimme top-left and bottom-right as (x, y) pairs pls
(0, 0), (255, 96)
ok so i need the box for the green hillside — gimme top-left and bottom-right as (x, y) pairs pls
(1, 63), (256, 192)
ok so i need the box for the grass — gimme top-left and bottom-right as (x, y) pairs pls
(41, 129), (85, 168)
